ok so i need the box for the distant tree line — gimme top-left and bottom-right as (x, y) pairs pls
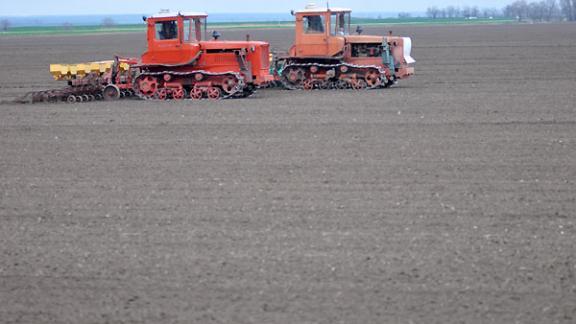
(426, 6), (502, 19)
(504, 0), (576, 21)
(427, 1), (576, 22)
(561, 0), (576, 20)
(504, 0), (559, 21)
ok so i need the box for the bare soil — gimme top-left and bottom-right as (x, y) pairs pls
(1, 24), (576, 324)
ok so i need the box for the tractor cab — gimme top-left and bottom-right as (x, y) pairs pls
(291, 4), (351, 58)
(141, 11), (208, 65)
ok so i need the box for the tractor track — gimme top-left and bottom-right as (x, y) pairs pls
(133, 70), (251, 101)
(280, 62), (391, 90)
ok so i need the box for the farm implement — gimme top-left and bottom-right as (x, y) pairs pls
(17, 58), (137, 103)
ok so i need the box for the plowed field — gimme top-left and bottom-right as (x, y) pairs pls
(1, 24), (575, 323)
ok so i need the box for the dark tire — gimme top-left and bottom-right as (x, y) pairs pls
(103, 85), (121, 101)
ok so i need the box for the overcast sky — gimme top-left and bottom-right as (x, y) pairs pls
(1, 0), (514, 16)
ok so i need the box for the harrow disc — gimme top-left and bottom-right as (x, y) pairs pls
(103, 85), (121, 101)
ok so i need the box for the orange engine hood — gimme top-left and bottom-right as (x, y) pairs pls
(345, 35), (384, 44)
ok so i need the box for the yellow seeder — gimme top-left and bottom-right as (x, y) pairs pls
(49, 61), (132, 81)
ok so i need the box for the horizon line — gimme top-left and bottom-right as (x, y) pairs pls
(1, 11), (426, 18)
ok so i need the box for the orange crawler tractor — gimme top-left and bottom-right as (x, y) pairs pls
(275, 3), (415, 90)
(131, 11), (274, 100)
(28, 11), (274, 103)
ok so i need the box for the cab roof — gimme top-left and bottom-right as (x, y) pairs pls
(148, 11), (208, 19)
(295, 3), (351, 14)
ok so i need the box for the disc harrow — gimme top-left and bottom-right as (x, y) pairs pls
(13, 85), (136, 104)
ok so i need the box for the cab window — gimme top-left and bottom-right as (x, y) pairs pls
(183, 19), (191, 41)
(194, 18), (205, 41)
(331, 13), (350, 36)
(183, 18), (205, 42)
(304, 15), (325, 34)
(155, 20), (178, 40)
